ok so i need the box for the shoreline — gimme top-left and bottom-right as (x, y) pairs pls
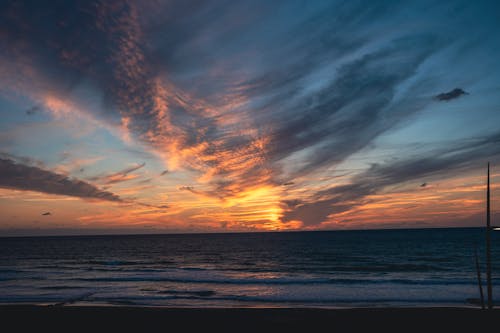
(0, 301), (483, 309)
(2, 305), (500, 332)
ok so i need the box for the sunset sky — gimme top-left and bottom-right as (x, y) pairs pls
(1, 0), (500, 236)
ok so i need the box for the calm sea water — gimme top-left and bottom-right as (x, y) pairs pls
(1, 228), (499, 308)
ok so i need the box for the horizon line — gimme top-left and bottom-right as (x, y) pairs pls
(0, 225), (487, 239)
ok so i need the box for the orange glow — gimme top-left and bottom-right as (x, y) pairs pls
(316, 173), (500, 229)
(1, 48), (498, 235)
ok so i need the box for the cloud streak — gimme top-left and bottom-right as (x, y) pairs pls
(282, 132), (500, 226)
(87, 162), (146, 185)
(0, 158), (122, 202)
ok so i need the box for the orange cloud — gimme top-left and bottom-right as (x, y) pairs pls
(316, 173), (500, 229)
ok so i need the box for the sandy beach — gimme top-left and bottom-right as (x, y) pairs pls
(1, 306), (500, 332)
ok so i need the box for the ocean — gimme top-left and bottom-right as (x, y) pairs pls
(1, 228), (499, 308)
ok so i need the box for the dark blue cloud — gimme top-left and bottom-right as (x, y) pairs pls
(434, 88), (468, 101)
(0, 157), (122, 202)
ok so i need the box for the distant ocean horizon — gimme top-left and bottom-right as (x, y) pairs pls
(0, 225), (489, 238)
(1, 227), (498, 308)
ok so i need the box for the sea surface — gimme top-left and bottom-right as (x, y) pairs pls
(1, 228), (499, 308)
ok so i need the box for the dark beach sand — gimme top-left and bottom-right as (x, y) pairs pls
(2, 306), (500, 332)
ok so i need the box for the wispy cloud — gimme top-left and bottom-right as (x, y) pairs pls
(1, 0), (500, 231)
(87, 163), (146, 185)
(3, 1), (435, 199)
(282, 132), (500, 226)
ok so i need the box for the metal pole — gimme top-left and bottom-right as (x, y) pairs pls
(475, 246), (485, 309)
(486, 162), (493, 309)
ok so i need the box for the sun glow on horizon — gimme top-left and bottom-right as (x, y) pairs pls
(1, 0), (500, 235)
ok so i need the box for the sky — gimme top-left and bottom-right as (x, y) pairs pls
(1, 0), (500, 236)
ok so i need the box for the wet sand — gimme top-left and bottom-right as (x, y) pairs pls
(1, 305), (499, 332)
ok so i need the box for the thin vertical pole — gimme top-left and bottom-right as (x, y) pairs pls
(475, 246), (485, 309)
(486, 162), (493, 309)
